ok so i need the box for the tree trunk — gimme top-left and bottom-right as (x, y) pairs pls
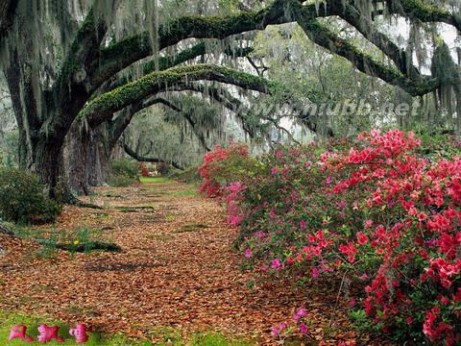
(64, 123), (114, 195)
(64, 123), (92, 195)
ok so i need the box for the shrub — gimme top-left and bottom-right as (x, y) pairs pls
(197, 144), (261, 199)
(110, 159), (139, 179)
(0, 168), (61, 224)
(157, 162), (170, 176)
(106, 174), (137, 187)
(108, 159), (139, 187)
(201, 131), (461, 344)
(139, 163), (150, 177)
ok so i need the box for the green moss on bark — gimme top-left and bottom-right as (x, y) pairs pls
(80, 64), (274, 128)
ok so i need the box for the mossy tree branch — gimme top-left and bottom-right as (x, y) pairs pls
(167, 82), (331, 137)
(388, 0), (461, 32)
(123, 143), (184, 169)
(81, 64), (273, 129)
(97, 42), (254, 97)
(329, 0), (421, 77)
(106, 96), (211, 154)
(294, 6), (439, 96)
(89, 0), (330, 88)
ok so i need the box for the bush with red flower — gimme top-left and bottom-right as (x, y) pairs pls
(199, 131), (461, 344)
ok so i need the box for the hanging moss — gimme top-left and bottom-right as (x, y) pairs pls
(79, 64), (274, 129)
(431, 42), (461, 116)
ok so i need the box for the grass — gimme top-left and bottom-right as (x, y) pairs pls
(191, 332), (253, 346)
(9, 225), (117, 258)
(0, 311), (254, 345)
(170, 188), (197, 197)
(139, 176), (170, 184)
(146, 233), (175, 241)
(114, 205), (155, 213)
(173, 223), (209, 234)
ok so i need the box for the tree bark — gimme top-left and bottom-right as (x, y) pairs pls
(0, 0), (18, 40)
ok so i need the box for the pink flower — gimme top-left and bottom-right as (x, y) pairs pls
(326, 176), (333, 184)
(339, 242), (357, 263)
(270, 167), (278, 175)
(227, 181), (243, 193)
(255, 231), (265, 239)
(417, 212), (427, 221)
(271, 258), (283, 270)
(299, 323), (308, 335)
(271, 322), (288, 338)
(274, 150), (283, 159)
(356, 232), (369, 245)
(299, 220), (307, 229)
(293, 307), (307, 321)
(244, 249), (252, 258)
(227, 215), (242, 226)
(311, 267), (320, 278)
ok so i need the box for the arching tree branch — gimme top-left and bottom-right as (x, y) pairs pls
(123, 142), (184, 169)
(387, 0), (461, 32)
(82, 64), (273, 128)
(89, 0), (330, 87)
(295, 15), (438, 96)
(147, 97), (211, 151)
(97, 42), (255, 96)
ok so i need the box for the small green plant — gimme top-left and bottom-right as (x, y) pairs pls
(0, 168), (61, 224)
(110, 159), (139, 179)
(107, 174), (137, 187)
(191, 332), (253, 346)
(108, 159), (140, 187)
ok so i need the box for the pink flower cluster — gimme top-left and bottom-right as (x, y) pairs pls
(271, 308), (309, 340)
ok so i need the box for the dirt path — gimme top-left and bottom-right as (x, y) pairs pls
(0, 180), (362, 345)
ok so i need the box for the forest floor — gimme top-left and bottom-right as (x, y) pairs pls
(0, 178), (390, 345)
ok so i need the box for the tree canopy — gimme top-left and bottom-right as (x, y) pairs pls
(0, 0), (459, 197)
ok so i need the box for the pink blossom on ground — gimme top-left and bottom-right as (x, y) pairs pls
(244, 248), (252, 258)
(271, 258), (283, 270)
(299, 323), (309, 335)
(271, 322), (288, 338)
(293, 307), (307, 321)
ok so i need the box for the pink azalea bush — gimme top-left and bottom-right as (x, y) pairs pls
(197, 144), (256, 199)
(199, 131), (461, 344)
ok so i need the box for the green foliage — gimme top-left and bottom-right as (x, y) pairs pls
(110, 159), (139, 179)
(197, 144), (263, 198)
(0, 168), (61, 224)
(169, 166), (202, 184)
(0, 130), (18, 168)
(108, 159), (139, 187)
(191, 332), (252, 346)
(107, 174), (137, 187)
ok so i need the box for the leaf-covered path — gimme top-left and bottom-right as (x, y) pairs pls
(0, 179), (374, 345)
